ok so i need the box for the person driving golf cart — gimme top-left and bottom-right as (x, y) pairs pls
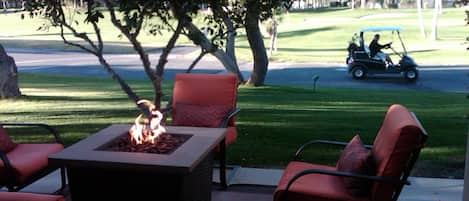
(369, 34), (393, 67)
(346, 26), (419, 82)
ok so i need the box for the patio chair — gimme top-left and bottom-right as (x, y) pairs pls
(0, 192), (65, 201)
(0, 122), (66, 192)
(274, 104), (428, 201)
(165, 73), (240, 188)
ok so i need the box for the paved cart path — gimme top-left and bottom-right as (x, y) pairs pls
(7, 47), (469, 93)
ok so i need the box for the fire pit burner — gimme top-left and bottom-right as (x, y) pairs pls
(98, 133), (191, 154)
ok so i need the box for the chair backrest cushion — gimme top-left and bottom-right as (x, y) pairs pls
(172, 73), (238, 126)
(0, 126), (17, 153)
(172, 103), (233, 127)
(336, 135), (375, 196)
(370, 104), (425, 201)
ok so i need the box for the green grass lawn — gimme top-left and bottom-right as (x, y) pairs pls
(1, 73), (467, 178)
(0, 7), (467, 64)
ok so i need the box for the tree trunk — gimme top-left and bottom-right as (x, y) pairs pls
(210, 2), (238, 67)
(183, 21), (245, 82)
(361, 0), (366, 8)
(2, 0), (9, 10)
(417, 0), (426, 38)
(430, 0), (441, 40)
(245, 0), (269, 86)
(0, 45), (21, 99)
(153, 21), (183, 109)
(268, 17), (278, 55)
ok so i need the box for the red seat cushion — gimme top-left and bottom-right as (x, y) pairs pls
(274, 161), (370, 201)
(0, 126), (17, 153)
(336, 135), (374, 196)
(0, 143), (64, 183)
(0, 192), (65, 201)
(172, 103), (233, 128)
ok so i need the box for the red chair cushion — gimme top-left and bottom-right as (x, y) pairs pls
(336, 135), (374, 196)
(370, 104), (424, 201)
(172, 103), (233, 128)
(224, 126), (237, 146)
(274, 161), (370, 201)
(0, 126), (17, 153)
(214, 126), (237, 152)
(0, 192), (65, 201)
(172, 73), (238, 127)
(0, 143), (64, 183)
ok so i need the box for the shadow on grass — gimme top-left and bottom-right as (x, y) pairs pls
(236, 27), (335, 43)
(235, 46), (344, 52)
(2, 39), (144, 54)
(1, 108), (136, 117)
(406, 49), (439, 54)
(277, 47), (345, 52)
(19, 66), (223, 81)
(278, 26), (336, 38)
(0, 9), (23, 14)
(289, 7), (349, 14)
(18, 94), (130, 102)
(13, 32), (91, 37)
(5, 122), (128, 146)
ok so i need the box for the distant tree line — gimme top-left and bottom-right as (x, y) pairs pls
(1, 0), (24, 9)
(2, 0), (87, 9)
(284, 0), (462, 9)
(3, 0), (461, 10)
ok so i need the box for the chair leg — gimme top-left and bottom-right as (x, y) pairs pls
(219, 138), (228, 189)
(59, 167), (66, 193)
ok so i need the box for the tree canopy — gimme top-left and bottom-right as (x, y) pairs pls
(24, 0), (285, 114)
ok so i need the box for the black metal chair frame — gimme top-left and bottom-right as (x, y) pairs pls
(216, 107), (241, 188)
(163, 97), (241, 189)
(281, 113), (428, 201)
(0, 122), (66, 193)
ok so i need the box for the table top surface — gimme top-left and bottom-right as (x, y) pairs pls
(49, 124), (226, 174)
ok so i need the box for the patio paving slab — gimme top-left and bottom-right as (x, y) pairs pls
(1, 167), (463, 201)
(212, 185), (274, 201)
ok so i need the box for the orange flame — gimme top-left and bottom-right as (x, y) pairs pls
(129, 100), (166, 145)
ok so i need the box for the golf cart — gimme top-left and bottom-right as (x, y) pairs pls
(346, 26), (418, 82)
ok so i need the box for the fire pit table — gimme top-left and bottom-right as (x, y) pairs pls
(49, 124), (226, 201)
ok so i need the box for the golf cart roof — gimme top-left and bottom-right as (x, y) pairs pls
(360, 26), (404, 33)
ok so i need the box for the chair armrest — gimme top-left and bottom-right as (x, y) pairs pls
(281, 168), (409, 201)
(294, 140), (372, 160)
(220, 107), (240, 128)
(0, 122), (64, 145)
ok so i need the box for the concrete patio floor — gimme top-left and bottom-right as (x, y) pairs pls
(1, 167), (463, 201)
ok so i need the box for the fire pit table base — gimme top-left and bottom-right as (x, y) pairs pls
(67, 153), (213, 201)
(49, 125), (226, 201)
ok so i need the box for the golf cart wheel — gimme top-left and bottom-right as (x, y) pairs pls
(404, 68), (418, 82)
(351, 65), (366, 79)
